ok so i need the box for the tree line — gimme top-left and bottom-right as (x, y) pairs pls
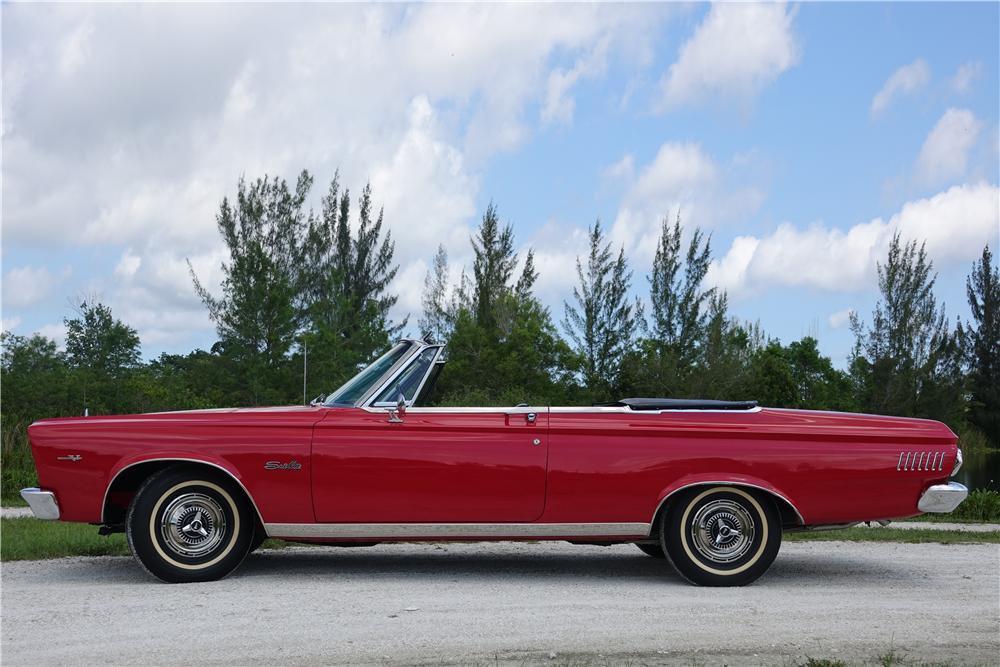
(3, 171), (998, 455)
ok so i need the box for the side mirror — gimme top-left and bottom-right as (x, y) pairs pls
(387, 391), (406, 423)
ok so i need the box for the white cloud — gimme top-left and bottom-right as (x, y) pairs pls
(659, 2), (798, 110)
(828, 309), (854, 329)
(2, 3), (670, 350)
(1, 316), (23, 333)
(37, 323), (68, 349)
(541, 40), (609, 125)
(915, 108), (983, 186)
(608, 142), (766, 264)
(951, 61), (982, 93)
(708, 182), (1000, 298)
(871, 59), (930, 116)
(2, 265), (70, 309)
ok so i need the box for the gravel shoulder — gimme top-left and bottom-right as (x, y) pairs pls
(2, 541), (998, 666)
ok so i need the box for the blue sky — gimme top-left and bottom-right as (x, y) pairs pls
(3, 2), (998, 368)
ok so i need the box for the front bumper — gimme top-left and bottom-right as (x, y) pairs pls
(917, 482), (968, 513)
(20, 488), (60, 520)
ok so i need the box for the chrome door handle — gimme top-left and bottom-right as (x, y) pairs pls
(526, 412), (536, 424)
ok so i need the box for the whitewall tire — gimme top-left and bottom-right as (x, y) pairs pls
(126, 465), (254, 583)
(662, 486), (781, 586)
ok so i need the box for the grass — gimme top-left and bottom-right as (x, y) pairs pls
(0, 517), (294, 561)
(2, 516), (997, 563)
(786, 526), (999, 545)
(1, 517), (129, 561)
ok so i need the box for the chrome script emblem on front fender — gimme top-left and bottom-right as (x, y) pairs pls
(264, 460), (302, 471)
(57, 455), (82, 462)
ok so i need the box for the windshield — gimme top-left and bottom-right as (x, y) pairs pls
(374, 347), (440, 404)
(324, 342), (412, 406)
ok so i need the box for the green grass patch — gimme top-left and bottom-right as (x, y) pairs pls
(1, 517), (128, 561)
(0, 517), (295, 561)
(786, 526), (999, 545)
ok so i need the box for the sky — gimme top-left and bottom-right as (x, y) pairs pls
(2, 2), (998, 368)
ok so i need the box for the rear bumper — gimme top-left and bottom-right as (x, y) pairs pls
(917, 482), (968, 513)
(20, 488), (60, 520)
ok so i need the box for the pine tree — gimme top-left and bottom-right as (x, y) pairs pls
(850, 233), (964, 423)
(963, 244), (1000, 445)
(648, 215), (714, 368)
(419, 245), (453, 343)
(562, 220), (640, 398)
(297, 175), (403, 396)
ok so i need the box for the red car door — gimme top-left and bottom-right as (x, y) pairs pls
(311, 406), (548, 522)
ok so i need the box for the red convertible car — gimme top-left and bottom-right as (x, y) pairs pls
(22, 339), (968, 586)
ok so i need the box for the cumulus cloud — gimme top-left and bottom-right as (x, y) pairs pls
(915, 108), (983, 186)
(708, 182), (999, 299)
(2, 265), (71, 309)
(2, 3), (669, 350)
(1, 316), (24, 333)
(828, 309), (855, 330)
(659, 2), (798, 110)
(607, 142), (766, 263)
(951, 61), (982, 93)
(871, 59), (930, 116)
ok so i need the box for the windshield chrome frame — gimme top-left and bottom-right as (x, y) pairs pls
(324, 339), (445, 409)
(365, 341), (444, 408)
(370, 345), (445, 408)
(324, 340), (420, 407)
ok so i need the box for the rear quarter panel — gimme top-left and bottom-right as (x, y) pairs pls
(542, 408), (959, 526)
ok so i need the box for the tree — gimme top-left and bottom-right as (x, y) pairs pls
(64, 301), (141, 414)
(562, 220), (640, 399)
(0, 332), (70, 421)
(190, 172), (310, 403)
(298, 177), (403, 397)
(648, 216), (714, 367)
(419, 245), (453, 343)
(621, 216), (722, 399)
(433, 204), (574, 405)
(850, 233), (964, 423)
(962, 244), (1000, 445)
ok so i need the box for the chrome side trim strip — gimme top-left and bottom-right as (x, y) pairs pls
(361, 406), (763, 415)
(264, 522), (651, 539)
(101, 458), (266, 528)
(650, 481), (805, 525)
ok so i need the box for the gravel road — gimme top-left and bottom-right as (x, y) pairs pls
(2, 541), (998, 666)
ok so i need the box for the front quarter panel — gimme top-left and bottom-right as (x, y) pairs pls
(28, 407), (323, 524)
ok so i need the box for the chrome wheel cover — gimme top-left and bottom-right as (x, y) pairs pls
(159, 492), (227, 558)
(689, 498), (756, 564)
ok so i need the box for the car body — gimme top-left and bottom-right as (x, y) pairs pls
(21, 339), (969, 585)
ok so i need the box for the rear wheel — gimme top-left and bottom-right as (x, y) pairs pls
(126, 466), (254, 583)
(662, 486), (781, 587)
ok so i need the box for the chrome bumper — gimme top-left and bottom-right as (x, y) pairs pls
(20, 488), (60, 520)
(917, 482), (968, 513)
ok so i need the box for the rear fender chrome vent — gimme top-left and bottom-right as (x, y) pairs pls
(896, 451), (947, 472)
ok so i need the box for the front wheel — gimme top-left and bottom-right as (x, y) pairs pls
(662, 486), (781, 587)
(126, 465), (254, 583)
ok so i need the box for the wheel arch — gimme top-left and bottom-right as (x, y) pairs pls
(102, 457), (266, 531)
(650, 476), (804, 536)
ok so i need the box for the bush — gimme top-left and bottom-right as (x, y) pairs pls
(1, 422), (37, 504)
(950, 489), (1000, 522)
